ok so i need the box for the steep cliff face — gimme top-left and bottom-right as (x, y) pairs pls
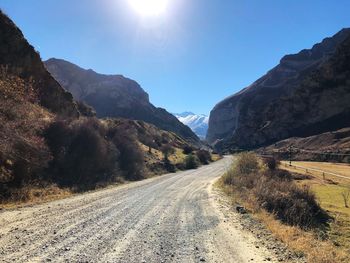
(207, 29), (350, 151)
(0, 10), (78, 117)
(45, 58), (200, 145)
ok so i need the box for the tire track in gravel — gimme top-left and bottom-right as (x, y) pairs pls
(0, 157), (278, 263)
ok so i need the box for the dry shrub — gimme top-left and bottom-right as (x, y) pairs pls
(44, 118), (119, 187)
(235, 152), (260, 174)
(196, 149), (212, 165)
(76, 101), (96, 117)
(222, 153), (259, 189)
(0, 74), (52, 193)
(182, 145), (193, 154)
(223, 152), (327, 229)
(184, 154), (198, 169)
(263, 169), (293, 181)
(160, 144), (175, 161)
(263, 156), (280, 170)
(109, 125), (145, 181)
(254, 177), (327, 228)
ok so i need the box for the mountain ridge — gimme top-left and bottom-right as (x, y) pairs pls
(44, 58), (201, 146)
(0, 11), (79, 117)
(207, 28), (350, 151)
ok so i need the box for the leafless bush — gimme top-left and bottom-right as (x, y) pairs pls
(223, 152), (327, 229)
(76, 101), (96, 117)
(160, 144), (175, 161)
(263, 157), (280, 170)
(44, 118), (119, 187)
(236, 152), (259, 174)
(182, 145), (193, 155)
(263, 169), (293, 182)
(196, 149), (212, 165)
(222, 152), (259, 189)
(254, 178), (326, 228)
(110, 126), (145, 181)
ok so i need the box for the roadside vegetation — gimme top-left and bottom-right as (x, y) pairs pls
(0, 74), (216, 207)
(281, 161), (350, 260)
(219, 152), (348, 263)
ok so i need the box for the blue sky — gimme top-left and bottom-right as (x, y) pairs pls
(1, 0), (350, 115)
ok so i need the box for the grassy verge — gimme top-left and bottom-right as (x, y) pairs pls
(219, 153), (348, 263)
(0, 184), (72, 209)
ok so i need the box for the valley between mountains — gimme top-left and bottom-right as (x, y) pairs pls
(1, 3), (350, 263)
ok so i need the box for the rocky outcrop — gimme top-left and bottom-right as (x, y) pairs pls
(45, 58), (200, 145)
(207, 28), (350, 151)
(0, 10), (78, 117)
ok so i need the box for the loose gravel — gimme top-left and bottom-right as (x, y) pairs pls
(0, 157), (280, 262)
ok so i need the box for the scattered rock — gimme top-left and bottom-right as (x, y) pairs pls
(236, 206), (247, 214)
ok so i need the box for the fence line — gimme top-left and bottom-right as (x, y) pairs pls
(269, 148), (350, 157)
(282, 162), (350, 181)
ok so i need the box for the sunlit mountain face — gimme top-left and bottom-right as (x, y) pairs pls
(174, 112), (209, 140)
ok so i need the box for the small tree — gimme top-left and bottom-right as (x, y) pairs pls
(184, 154), (198, 169)
(183, 145), (193, 155)
(160, 144), (175, 161)
(196, 150), (212, 164)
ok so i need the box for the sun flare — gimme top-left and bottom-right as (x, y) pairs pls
(128, 0), (168, 16)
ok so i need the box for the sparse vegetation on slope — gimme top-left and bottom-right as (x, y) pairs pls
(0, 10), (213, 206)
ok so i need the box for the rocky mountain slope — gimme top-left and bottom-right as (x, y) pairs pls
(0, 10), (200, 202)
(257, 128), (350, 163)
(207, 28), (350, 151)
(0, 9), (80, 190)
(0, 11), (78, 117)
(175, 112), (209, 139)
(45, 58), (200, 146)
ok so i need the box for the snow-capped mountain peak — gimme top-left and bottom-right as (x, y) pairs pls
(174, 112), (209, 140)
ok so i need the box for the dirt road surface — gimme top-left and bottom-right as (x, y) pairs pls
(0, 157), (276, 262)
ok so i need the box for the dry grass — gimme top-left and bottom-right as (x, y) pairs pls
(211, 154), (222, 162)
(218, 179), (348, 263)
(278, 162), (350, 261)
(219, 154), (350, 263)
(0, 184), (72, 209)
(282, 164), (350, 253)
(168, 148), (187, 164)
(258, 212), (347, 263)
(281, 161), (350, 184)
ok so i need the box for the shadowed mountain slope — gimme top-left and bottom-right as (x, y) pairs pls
(207, 28), (350, 151)
(45, 58), (200, 146)
(0, 10), (78, 117)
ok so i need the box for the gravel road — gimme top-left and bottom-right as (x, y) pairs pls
(0, 157), (276, 263)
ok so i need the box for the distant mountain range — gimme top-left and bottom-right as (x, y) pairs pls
(45, 58), (200, 146)
(175, 112), (209, 139)
(207, 28), (350, 151)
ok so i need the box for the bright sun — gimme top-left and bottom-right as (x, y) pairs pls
(129, 0), (168, 16)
